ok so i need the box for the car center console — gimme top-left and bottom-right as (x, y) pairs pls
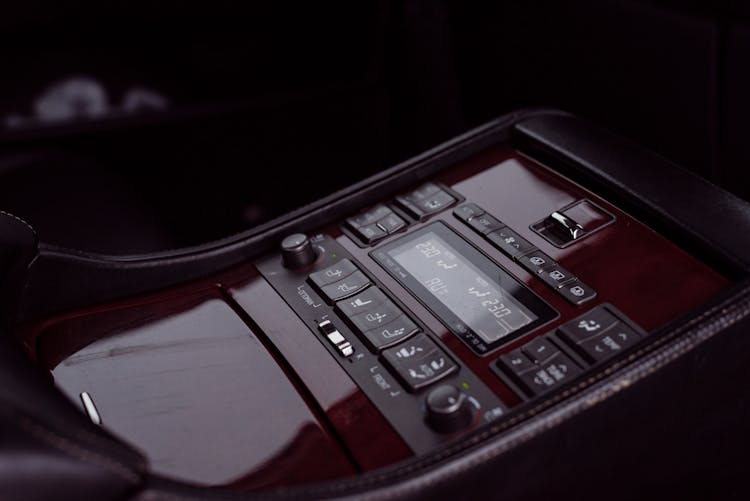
(11, 111), (744, 498)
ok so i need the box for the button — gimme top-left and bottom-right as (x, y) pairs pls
(425, 385), (474, 434)
(318, 271), (371, 303)
(521, 337), (560, 364)
(327, 330), (346, 345)
(338, 342), (354, 357)
(416, 190), (456, 215)
(356, 223), (387, 244)
(382, 333), (458, 391)
(558, 306), (620, 345)
(346, 204), (392, 229)
(516, 250), (552, 275)
(405, 183), (441, 202)
(395, 197), (424, 219)
(486, 227), (535, 257)
(557, 280), (597, 306)
(538, 264), (576, 289)
(578, 325), (641, 363)
(453, 203), (485, 222)
(336, 287), (389, 317)
(318, 319), (337, 335)
(377, 213), (406, 234)
(467, 214), (505, 235)
(348, 301), (403, 334)
(309, 259), (358, 288)
(517, 352), (582, 396)
(361, 314), (419, 351)
(497, 349), (535, 375)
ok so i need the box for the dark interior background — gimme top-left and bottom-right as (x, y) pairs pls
(0, 0), (748, 254)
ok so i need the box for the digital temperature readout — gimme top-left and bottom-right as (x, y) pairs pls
(390, 234), (536, 343)
(373, 222), (557, 354)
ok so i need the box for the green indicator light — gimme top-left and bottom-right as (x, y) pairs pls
(462, 382), (470, 390)
(332, 253), (337, 258)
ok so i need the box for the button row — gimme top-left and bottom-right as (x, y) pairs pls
(395, 183), (457, 220)
(345, 184), (457, 246)
(309, 257), (457, 392)
(345, 204), (406, 244)
(496, 304), (644, 397)
(453, 203), (597, 306)
(557, 304), (642, 363)
(497, 336), (582, 397)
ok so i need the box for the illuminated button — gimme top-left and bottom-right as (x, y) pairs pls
(336, 287), (389, 317)
(309, 259), (358, 288)
(486, 227), (534, 258)
(361, 314), (419, 351)
(382, 333), (458, 391)
(318, 271), (371, 303)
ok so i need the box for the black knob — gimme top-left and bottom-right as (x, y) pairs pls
(281, 233), (317, 269)
(425, 384), (474, 434)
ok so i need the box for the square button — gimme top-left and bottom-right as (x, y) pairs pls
(382, 333), (457, 391)
(486, 227), (535, 258)
(557, 305), (620, 345)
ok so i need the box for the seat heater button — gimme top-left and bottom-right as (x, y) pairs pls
(346, 204), (392, 229)
(377, 213), (406, 234)
(467, 214), (505, 235)
(349, 301), (404, 336)
(318, 271), (371, 303)
(361, 314), (419, 350)
(453, 203), (485, 222)
(309, 259), (359, 288)
(336, 287), (389, 318)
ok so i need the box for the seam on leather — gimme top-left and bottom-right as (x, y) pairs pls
(17, 415), (141, 485)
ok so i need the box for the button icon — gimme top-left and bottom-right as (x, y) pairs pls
(365, 312), (388, 324)
(337, 282), (358, 293)
(395, 345), (423, 358)
(578, 319), (601, 332)
(549, 270), (566, 281)
(530, 256), (546, 266)
(350, 297), (372, 308)
(570, 285), (585, 296)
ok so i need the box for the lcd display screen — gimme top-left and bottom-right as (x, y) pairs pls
(372, 222), (557, 354)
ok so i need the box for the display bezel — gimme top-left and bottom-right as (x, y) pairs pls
(371, 221), (558, 355)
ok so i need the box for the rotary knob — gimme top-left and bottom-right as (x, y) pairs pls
(281, 233), (317, 269)
(425, 384), (474, 434)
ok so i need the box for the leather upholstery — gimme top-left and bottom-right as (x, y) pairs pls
(2, 110), (749, 499)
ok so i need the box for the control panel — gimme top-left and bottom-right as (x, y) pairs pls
(256, 233), (506, 453)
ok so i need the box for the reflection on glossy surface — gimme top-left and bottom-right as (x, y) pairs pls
(47, 291), (354, 486)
